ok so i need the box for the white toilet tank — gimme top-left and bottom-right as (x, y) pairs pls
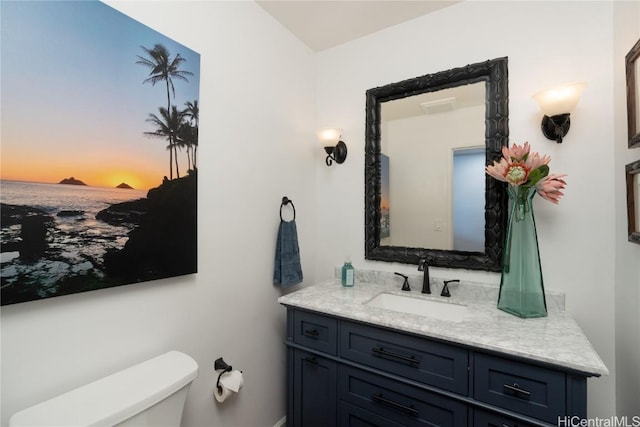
(9, 351), (198, 427)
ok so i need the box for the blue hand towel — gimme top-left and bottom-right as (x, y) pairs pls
(274, 219), (303, 288)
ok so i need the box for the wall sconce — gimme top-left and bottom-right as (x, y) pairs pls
(533, 82), (586, 143)
(318, 128), (347, 166)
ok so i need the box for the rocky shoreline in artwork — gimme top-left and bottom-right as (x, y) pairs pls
(1, 204), (55, 256)
(103, 172), (197, 281)
(1, 172), (197, 305)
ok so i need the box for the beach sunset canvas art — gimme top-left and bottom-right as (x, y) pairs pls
(1, 1), (200, 305)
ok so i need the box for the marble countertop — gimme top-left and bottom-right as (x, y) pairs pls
(277, 272), (608, 377)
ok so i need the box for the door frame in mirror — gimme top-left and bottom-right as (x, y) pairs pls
(364, 57), (509, 271)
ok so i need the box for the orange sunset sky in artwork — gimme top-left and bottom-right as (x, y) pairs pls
(1, 1), (200, 191)
(1, 145), (165, 191)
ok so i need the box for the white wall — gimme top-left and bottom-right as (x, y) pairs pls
(2, 1), (637, 424)
(0, 2), (316, 426)
(614, 0), (640, 417)
(315, 1), (619, 417)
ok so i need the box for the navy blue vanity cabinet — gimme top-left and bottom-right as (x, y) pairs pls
(293, 309), (338, 355)
(290, 348), (338, 427)
(287, 309), (339, 426)
(285, 307), (590, 427)
(473, 408), (539, 427)
(474, 353), (568, 424)
(338, 400), (407, 426)
(340, 321), (468, 395)
(339, 364), (467, 426)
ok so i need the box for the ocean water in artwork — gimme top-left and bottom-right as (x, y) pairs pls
(1, 180), (147, 304)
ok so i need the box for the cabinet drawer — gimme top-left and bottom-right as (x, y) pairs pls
(473, 408), (539, 427)
(340, 321), (468, 394)
(339, 365), (467, 426)
(474, 353), (566, 423)
(293, 310), (338, 355)
(338, 401), (405, 427)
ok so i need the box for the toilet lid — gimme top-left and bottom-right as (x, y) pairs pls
(9, 351), (198, 427)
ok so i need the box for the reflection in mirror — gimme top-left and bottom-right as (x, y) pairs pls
(635, 59), (640, 132)
(626, 160), (640, 244)
(626, 38), (640, 148)
(452, 147), (485, 252)
(379, 83), (485, 251)
(365, 57), (509, 271)
(636, 173), (640, 233)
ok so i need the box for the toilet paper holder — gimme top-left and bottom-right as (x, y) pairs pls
(214, 357), (233, 392)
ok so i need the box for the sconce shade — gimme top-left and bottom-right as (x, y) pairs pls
(533, 82), (586, 143)
(317, 128), (342, 146)
(317, 128), (347, 166)
(533, 82), (586, 117)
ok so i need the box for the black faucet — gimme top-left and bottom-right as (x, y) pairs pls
(394, 272), (410, 291)
(417, 258), (430, 294)
(441, 279), (460, 298)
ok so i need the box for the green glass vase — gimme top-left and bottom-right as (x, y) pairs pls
(497, 185), (547, 318)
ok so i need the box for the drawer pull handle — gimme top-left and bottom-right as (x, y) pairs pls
(303, 356), (318, 365)
(303, 329), (319, 338)
(503, 383), (531, 398)
(371, 393), (419, 417)
(371, 347), (420, 366)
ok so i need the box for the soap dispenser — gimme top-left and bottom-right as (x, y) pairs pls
(341, 257), (354, 287)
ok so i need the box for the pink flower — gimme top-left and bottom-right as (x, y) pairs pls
(486, 158), (531, 186)
(487, 142), (540, 186)
(486, 158), (509, 183)
(486, 141), (567, 204)
(525, 151), (551, 171)
(503, 142), (530, 162)
(536, 174), (567, 204)
(504, 162), (530, 186)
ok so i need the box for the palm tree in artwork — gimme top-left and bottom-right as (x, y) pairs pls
(137, 44), (193, 179)
(182, 100), (199, 170)
(177, 122), (196, 172)
(144, 106), (187, 178)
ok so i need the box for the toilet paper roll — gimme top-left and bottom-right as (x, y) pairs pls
(214, 370), (244, 403)
(214, 384), (233, 403)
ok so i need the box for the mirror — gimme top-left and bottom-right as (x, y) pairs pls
(626, 38), (640, 149)
(626, 160), (640, 244)
(380, 83), (486, 251)
(365, 57), (509, 271)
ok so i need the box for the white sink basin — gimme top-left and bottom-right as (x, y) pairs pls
(366, 293), (469, 322)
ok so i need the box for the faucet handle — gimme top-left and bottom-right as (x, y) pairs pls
(394, 272), (410, 291)
(441, 279), (460, 298)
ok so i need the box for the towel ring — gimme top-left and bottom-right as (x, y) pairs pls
(280, 196), (296, 221)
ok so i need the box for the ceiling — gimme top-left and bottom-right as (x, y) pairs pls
(256, 1), (461, 52)
(382, 81), (485, 120)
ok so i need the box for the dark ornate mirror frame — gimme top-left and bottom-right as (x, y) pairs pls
(626, 38), (640, 149)
(626, 160), (640, 244)
(365, 57), (509, 271)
